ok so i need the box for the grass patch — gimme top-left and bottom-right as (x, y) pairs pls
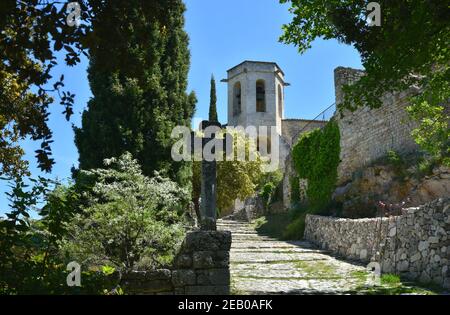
(361, 285), (438, 295)
(380, 274), (401, 285)
(253, 213), (292, 240)
(350, 270), (369, 284)
(295, 260), (338, 277)
(351, 273), (442, 295)
(234, 275), (343, 281)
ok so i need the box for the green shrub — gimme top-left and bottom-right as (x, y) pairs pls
(282, 213), (306, 240)
(260, 182), (275, 207)
(381, 274), (401, 285)
(289, 175), (300, 205)
(387, 150), (408, 179)
(292, 120), (341, 213)
(288, 202), (308, 221)
(258, 170), (283, 207)
(61, 153), (189, 272)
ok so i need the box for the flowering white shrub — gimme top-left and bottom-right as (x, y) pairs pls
(61, 153), (189, 272)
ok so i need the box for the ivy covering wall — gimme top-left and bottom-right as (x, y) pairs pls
(292, 120), (341, 213)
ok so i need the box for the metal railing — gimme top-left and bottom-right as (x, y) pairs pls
(292, 102), (336, 141)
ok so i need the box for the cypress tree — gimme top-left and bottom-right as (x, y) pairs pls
(209, 74), (218, 122)
(74, 0), (196, 186)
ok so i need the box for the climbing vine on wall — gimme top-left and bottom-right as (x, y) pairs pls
(292, 120), (341, 213)
(289, 175), (300, 205)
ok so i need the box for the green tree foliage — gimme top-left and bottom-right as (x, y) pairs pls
(209, 75), (218, 122)
(192, 131), (264, 215)
(0, 0), (91, 177)
(258, 170), (283, 208)
(281, 0), (449, 163)
(0, 177), (115, 294)
(74, 0), (197, 186)
(292, 121), (340, 212)
(289, 175), (300, 205)
(61, 153), (189, 272)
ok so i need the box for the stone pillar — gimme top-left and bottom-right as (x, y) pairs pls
(200, 153), (217, 230)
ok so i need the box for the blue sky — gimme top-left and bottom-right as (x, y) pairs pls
(0, 0), (362, 215)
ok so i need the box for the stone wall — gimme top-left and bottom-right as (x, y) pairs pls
(122, 230), (231, 295)
(333, 67), (419, 185)
(304, 198), (450, 289)
(281, 119), (327, 147)
(223, 196), (266, 222)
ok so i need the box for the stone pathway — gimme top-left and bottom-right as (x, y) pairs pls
(217, 219), (380, 295)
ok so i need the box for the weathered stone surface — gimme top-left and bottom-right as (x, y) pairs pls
(172, 270), (196, 287)
(217, 219), (389, 294)
(193, 251), (214, 269)
(182, 230), (232, 253)
(332, 159), (450, 215)
(185, 285), (230, 295)
(174, 254), (192, 268)
(122, 278), (173, 294)
(207, 269), (230, 285)
(418, 241), (429, 252)
(124, 230), (232, 295)
(334, 67), (420, 186)
(360, 249), (368, 260)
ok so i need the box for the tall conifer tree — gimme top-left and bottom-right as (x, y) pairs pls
(74, 0), (196, 186)
(209, 74), (218, 122)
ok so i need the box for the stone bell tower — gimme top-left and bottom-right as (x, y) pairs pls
(222, 61), (289, 165)
(224, 61), (287, 135)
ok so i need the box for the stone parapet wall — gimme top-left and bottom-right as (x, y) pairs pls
(122, 230), (232, 295)
(304, 198), (450, 289)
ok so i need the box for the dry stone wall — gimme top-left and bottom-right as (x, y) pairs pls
(333, 67), (419, 185)
(122, 230), (231, 295)
(304, 198), (450, 289)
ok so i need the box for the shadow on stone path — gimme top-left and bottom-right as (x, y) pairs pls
(218, 219), (378, 295)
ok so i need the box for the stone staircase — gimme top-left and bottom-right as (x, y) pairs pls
(217, 219), (376, 295)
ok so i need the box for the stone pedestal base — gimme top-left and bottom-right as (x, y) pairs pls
(122, 230), (232, 295)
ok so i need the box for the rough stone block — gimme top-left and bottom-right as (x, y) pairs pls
(123, 278), (173, 294)
(185, 285), (230, 295)
(196, 269), (230, 285)
(193, 251), (214, 269)
(208, 269), (230, 285)
(174, 254), (192, 268)
(172, 269), (196, 287)
(359, 249), (368, 260)
(418, 241), (429, 252)
(174, 287), (185, 295)
(182, 230), (232, 254)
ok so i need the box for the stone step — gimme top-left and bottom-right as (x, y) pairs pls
(230, 242), (315, 249)
(231, 276), (367, 295)
(230, 252), (333, 264)
(218, 230), (254, 233)
(230, 248), (327, 254)
(217, 225), (253, 230)
(217, 220), (249, 225)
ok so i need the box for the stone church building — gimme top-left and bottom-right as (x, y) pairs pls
(223, 60), (327, 171)
(221, 60), (445, 217)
